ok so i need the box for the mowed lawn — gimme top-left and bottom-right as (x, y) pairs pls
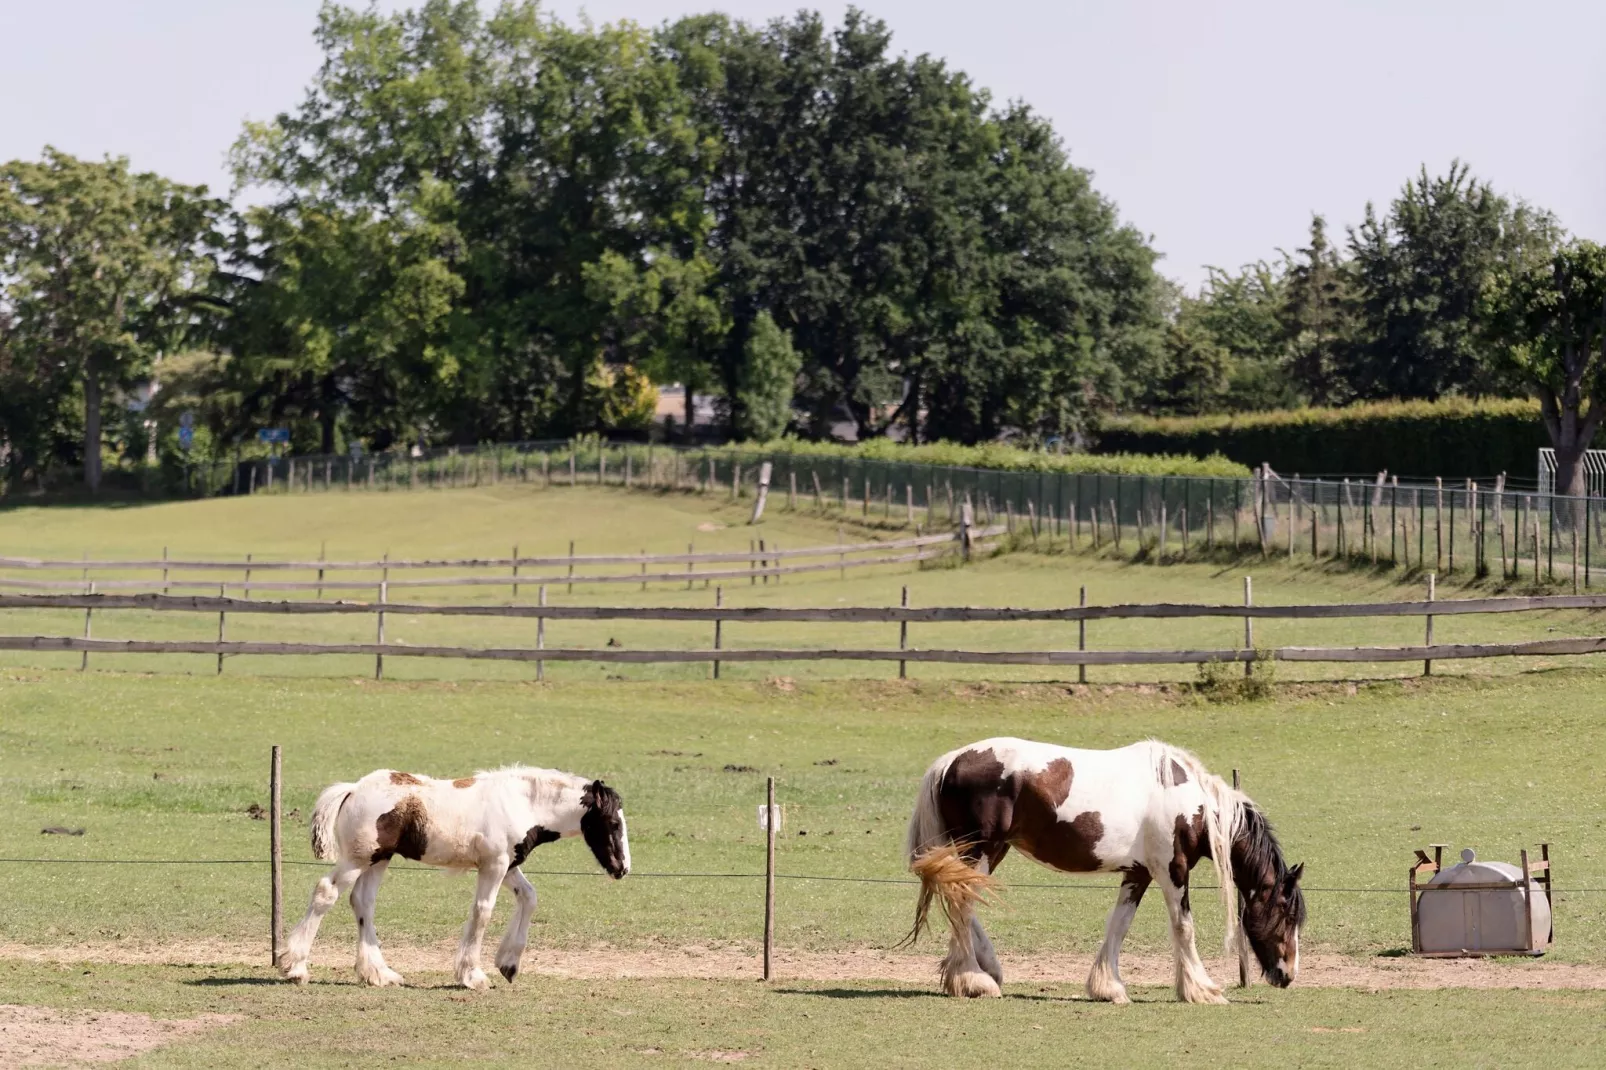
(4, 963), (1606, 1069)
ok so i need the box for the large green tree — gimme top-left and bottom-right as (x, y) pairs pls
(1485, 241), (1606, 499)
(0, 149), (223, 490)
(1345, 161), (1556, 400)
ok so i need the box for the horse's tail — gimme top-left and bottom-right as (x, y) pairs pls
(896, 752), (997, 951)
(1162, 746), (1242, 958)
(310, 782), (355, 861)
(897, 842), (1000, 954)
(903, 751), (954, 865)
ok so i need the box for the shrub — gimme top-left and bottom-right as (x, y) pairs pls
(1096, 398), (1544, 481)
(711, 438), (1250, 479)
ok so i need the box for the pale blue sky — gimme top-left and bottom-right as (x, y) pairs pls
(2, 0), (1600, 290)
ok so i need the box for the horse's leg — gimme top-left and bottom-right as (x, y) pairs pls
(969, 846), (1008, 987)
(494, 867), (538, 982)
(940, 853), (1001, 999)
(350, 859), (404, 987)
(1157, 868), (1227, 1004)
(454, 860), (506, 990)
(280, 860), (361, 984)
(1087, 864), (1151, 1004)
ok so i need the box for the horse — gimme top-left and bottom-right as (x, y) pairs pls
(278, 765), (630, 990)
(901, 737), (1304, 1004)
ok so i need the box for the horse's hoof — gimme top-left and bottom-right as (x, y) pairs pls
(945, 971), (1001, 998)
(498, 964), (518, 983)
(459, 969), (490, 991)
(283, 965), (309, 986)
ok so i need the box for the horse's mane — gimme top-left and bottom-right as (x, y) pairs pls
(1153, 741), (1245, 957)
(477, 765), (591, 808)
(1235, 802), (1307, 925)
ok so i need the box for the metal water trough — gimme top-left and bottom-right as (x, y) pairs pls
(1410, 843), (1553, 957)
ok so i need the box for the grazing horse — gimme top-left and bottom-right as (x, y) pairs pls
(902, 737), (1304, 1004)
(279, 766), (630, 990)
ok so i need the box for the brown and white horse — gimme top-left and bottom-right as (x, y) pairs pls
(902, 737), (1304, 1003)
(279, 766), (630, 989)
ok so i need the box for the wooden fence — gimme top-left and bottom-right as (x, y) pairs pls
(0, 527), (1005, 597)
(5, 587), (1606, 678)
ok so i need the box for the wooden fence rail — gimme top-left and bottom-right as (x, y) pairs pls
(6, 590), (1606, 622)
(5, 634), (1606, 666)
(3, 586), (1606, 677)
(0, 531), (976, 572)
(0, 528), (1006, 596)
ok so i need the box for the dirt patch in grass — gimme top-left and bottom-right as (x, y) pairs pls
(4, 941), (1604, 991)
(0, 1004), (238, 1065)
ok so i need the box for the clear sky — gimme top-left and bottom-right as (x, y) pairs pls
(2, 0), (1600, 290)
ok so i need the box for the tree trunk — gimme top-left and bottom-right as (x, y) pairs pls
(83, 367), (103, 493)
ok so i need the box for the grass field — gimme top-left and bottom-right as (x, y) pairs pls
(5, 963), (1606, 1069)
(3, 486), (1606, 1066)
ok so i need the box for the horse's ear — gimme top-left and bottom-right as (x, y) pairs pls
(1284, 863), (1304, 889)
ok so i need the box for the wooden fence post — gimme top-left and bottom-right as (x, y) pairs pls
(812, 470), (824, 510)
(536, 586), (546, 682)
(687, 543), (695, 590)
(789, 471), (797, 511)
(1078, 586), (1088, 685)
(1436, 478), (1444, 572)
(317, 542), (326, 600)
(512, 545), (520, 599)
(906, 484), (914, 527)
(567, 540), (575, 595)
(641, 549), (648, 592)
(713, 586), (723, 680)
(270, 745), (283, 969)
(1424, 573), (1435, 677)
(839, 526), (847, 578)
(732, 462), (741, 500)
(750, 462), (773, 524)
(162, 546), (170, 594)
(1157, 502), (1166, 564)
(960, 500), (974, 562)
(899, 586), (909, 680)
(217, 584), (227, 675)
(1243, 576), (1253, 678)
(763, 776), (776, 982)
(570, 450), (577, 486)
(375, 554), (389, 681)
(80, 580), (95, 671)
(750, 540), (758, 587)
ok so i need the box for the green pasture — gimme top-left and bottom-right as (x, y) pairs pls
(1, 484), (1605, 685)
(4, 486), (1606, 1066)
(3, 669), (1604, 960)
(4, 962), (1605, 1069)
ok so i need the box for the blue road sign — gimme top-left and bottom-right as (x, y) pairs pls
(257, 428), (291, 444)
(178, 426), (194, 450)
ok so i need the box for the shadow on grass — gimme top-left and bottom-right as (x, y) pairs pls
(184, 977), (284, 987)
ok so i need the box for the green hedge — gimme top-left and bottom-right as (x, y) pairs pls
(718, 438), (1251, 478)
(1095, 399), (1547, 481)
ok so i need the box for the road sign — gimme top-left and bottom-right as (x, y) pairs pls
(257, 428), (290, 444)
(179, 411), (195, 429)
(178, 426), (194, 450)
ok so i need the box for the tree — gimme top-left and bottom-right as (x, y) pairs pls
(1280, 215), (1354, 404)
(1485, 241), (1606, 499)
(0, 149), (223, 490)
(734, 311), (800, 439)
(1345, 162), (1556, 400)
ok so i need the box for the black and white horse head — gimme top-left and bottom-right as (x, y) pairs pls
(1233, 803), (1306, 988)
(580, 778), (631, 879)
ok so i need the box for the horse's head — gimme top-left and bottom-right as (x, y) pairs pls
(580, 779), (631, 879)
(1232, 802), (1305, 988)
(1242, 861), (1305, 987)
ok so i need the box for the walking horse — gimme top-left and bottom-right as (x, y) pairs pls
(279, 766), (630, 989)
(901, 737), (1304, 1003)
